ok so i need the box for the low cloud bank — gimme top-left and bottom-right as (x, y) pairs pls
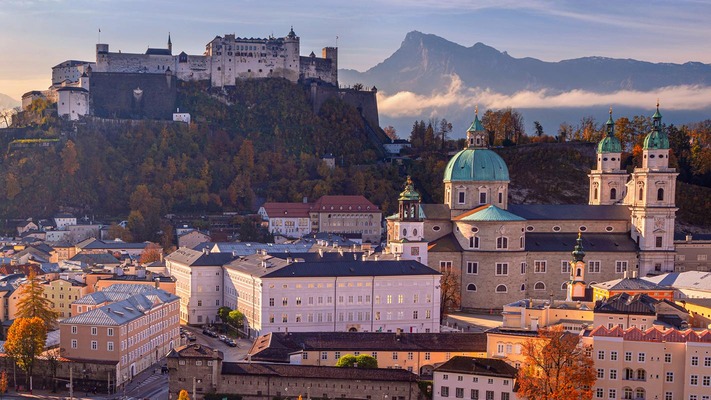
(378, 74), (711, 117)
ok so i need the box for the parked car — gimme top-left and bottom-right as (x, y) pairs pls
(187, 333), (197, 342)
(225, 339), (237, 347)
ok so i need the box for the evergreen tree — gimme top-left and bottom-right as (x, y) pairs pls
(15, 271), (58, 330)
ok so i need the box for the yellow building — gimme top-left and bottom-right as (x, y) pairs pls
(679, 299), (711, 329)
(248, 331), (487, 375)
(42, 278), (89, 318)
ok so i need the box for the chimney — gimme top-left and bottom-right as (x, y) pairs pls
(686, 234), (693, 242)
(318, 248), (323, 257)
(623, 270), (628, 279)
(155, 277), (160, 289)
(338, 248), (343, 256)
(395, 254), (400, 261)
(374, 254), (379, 261)
(632, 271), (638, 279)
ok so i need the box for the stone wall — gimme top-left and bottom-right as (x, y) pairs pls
(90, 72), (177, 120)
(309, 83), (380, 129)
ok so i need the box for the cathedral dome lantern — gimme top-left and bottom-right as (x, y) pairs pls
(444, 108), (510, 211)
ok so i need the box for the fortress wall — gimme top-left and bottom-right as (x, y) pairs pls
(98, 53), (176, 74)
(311, 85), (380, 128)
(89, 72), (177, 120)
(300, 56), (336, 85)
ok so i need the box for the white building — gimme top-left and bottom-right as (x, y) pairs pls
(56, 87), (89, 120)
(433, 356), (519, 400)
(258, 202), (312, 239)
(223, 252), (441, 338)
(165, 247), (442, 337)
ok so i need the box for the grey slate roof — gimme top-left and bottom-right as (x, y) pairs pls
(420, 204), (451, 220)
(209, 242), (315, 255)
(221, 362), (418, 382)
(644, 271), (711, 292)
(594, 293), (658, 315)
(248, 332), (487, 363)
(76, 238), (148, 250)
(428, 233), (463, 253)
(165, 247), (236, 266)
(70, 253), (120, 265)
(593, 277), (669, 291)
(262, 259), (439, 278)
(63, 286), (178, 325)
(508, 204), (630, 220)
(525, 233), (637, 253)
(434, 356), (518, 379)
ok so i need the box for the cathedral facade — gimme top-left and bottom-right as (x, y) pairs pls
(386, 106), (678, 311)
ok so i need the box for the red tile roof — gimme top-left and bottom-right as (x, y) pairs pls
(261, 202), (311, 218)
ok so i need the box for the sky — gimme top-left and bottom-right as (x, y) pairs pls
(2, 0), (711, 103)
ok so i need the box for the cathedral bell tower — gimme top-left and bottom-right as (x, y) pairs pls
(628, 103), (678, 276)
(589, 108), (628, 205)
(567, 232), (588, 301)
(388, 176), (428, 265)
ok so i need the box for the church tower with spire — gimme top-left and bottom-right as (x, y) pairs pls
(628, 103), (678, 276)
(567, 232), (588, 301)
(589, 109), (629, 205)
(168, 33), (172, 55)
(387, 177), (428, 265)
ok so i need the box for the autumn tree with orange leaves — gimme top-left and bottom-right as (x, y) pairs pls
(517, 325), (596, 400)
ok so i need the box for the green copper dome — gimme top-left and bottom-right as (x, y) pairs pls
(597, 111), (622, 153)
(443, 148), (509, 182)
(643, 105), (670, 150)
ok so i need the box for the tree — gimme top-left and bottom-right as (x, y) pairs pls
(517, 326), (596, 400)
(228, 310), (245, 327)
(61, 140), (80, 176)
(178, 389), (191, 400)
(0, 370), (7, 398)
(107, 223), (134, 242)
(218, 307), (231, 323)
(4, 317), (47, 389)
(534, 121), (544, 137)
(439, 269), (461, 324)
(335, 354), (378, 368)
(15, 270), (58, 330)
(139, 242), (163, 264)
(383, 126), (398, 141)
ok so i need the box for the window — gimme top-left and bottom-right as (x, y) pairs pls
(441, 386), (450, 397)
(665, 353), (671, 363)
(521, 284), (526, 292)
(610, 187), (617, 199)
(597, 368), (604, 378)
(520, 262), (527, 274)
(615, 261), (627, 273)
(666, 372), (674, 382)
(425, 352), (431, 360)
(691, 375), (698, 385)
(625, 352), (632, 362)
(561, 260), (570, 274)
(486, 391), (494, 400)
(500, 394), (509, 400)
(597, 351), (605, 360)
(456, 388), (464, 398)
(321, 352), (328, 360)
(665, 393), (672, 400)
(440, 261), (453, 273)
(658, 188), (664, 201)
(91, 327), (97, 335)
(496, 237), (508, 249)
(588, 261), (601, 273)
(495, 285), (507, 293)
(534, 282), (546, 291)
(282, 297), (288, 306)
(269, 298), (274, 306)
(469, 236), (480, 249)
(467, 262), (478, 274)
(296, 297), (302, 305)
(496, 263), (508, 276)
(71, 339), (77, 349)
(479, 192), (486, 204)
(71, 326), (77, 334)
(705, 357), (711, 367)
(197, 300), (202, 307)
(638, 353), (645, 362)
(692, 356), (699, 366)
(471, 389), (479, 400)
(91, 340), (97, 350)
(703, 376), (710, 386)
(107, 341), (114, 351)
(466, 284), (477, 292)
(608, 389), (616, 399)
(534, 260), (547, 273)
(609, 369), (617, 380)
(610, 351), (618, 361)
(596, 388), (604, 398)
(458, 191), (465, 204)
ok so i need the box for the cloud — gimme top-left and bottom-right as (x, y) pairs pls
(377, 74), (711, 118)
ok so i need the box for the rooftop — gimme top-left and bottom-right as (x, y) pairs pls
(221, 362), (417, 382)
(507, 204), (630, 221)
(434, 356), (518, 379)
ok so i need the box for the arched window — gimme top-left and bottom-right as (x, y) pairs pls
(610, 188), (617, 200)
(495, 284), (508, 293)
(520, 236), (524, 248)
(638, 187), (644, 201)
(623, 388), (633, 400)
(636, 369), (646, 381)
(496, 237), (508, 249)
(593, 188), (598, 200)
(657, 188), (664, 201)
(576, 268), (582, 277)
(635, 388), (645, 400)
(520, 284), (526, 291)
(469, 236), (479, 249)
(466, 284), (477, 292)
(534, 282), (546, 291)
(624, 368), (634, 380)
(561, 282), (568, 290)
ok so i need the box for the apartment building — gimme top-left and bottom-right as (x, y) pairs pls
(42, 277), (88, 318)
(60, 285), (180, 384)
(433, 356), (519, 400)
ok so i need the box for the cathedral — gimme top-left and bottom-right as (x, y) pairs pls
(386, 105), (678, 311)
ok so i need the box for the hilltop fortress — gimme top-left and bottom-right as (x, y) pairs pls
(25, 28), (376, 124)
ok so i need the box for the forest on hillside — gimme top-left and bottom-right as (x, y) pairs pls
(1, 80), (710, 242)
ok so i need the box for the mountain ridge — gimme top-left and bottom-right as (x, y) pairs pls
(0, 93), (20, 110)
